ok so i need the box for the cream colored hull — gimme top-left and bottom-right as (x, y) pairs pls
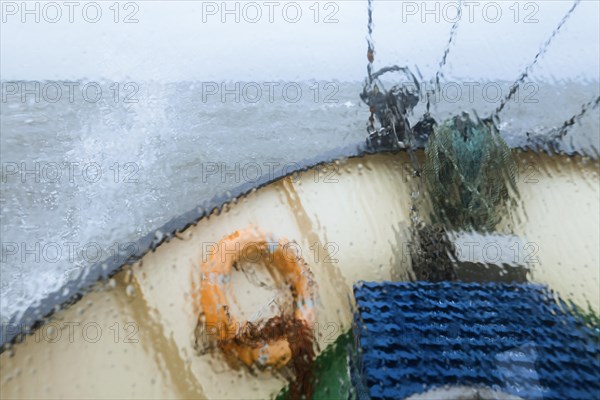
(1, 151), (598, 399)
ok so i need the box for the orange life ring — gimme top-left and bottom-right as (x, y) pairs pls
(197, 228), (316, 369)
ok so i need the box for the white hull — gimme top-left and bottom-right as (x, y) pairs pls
(1, 151), (598, 399)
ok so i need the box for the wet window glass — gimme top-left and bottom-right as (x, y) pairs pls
(1, 1), (598, 399)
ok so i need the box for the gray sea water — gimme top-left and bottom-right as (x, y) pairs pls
(1, 79), (599, 322)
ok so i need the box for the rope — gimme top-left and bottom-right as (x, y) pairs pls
(427, 0), (463, 114)
(425, 1), (586, 231)
(366, 0), (375, 83)
(362, 1), (421, 144)
(494, 0), (581, 117)
(557, 96), (600, 139)
(362, 1), (588, 232)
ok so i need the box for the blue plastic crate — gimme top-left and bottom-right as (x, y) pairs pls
(352, 282), (600, 400)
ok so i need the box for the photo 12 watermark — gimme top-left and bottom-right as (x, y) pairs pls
(200, 240), (339, 265)
(195, 320), (341, 346)
(1, 161), (140, 184)
(199, 81), (339, 104)
(399, 1), (540, 24)
(1, 321), (139, 345)
(1, 241), (139, 265)
(393, 80), (539, 106)
(200, 161), (340, 185)
(401, 238), (541, 266)
(200, 1), (340, 24)
(1, 81), (140, 104)
(1, 1), (140, 23)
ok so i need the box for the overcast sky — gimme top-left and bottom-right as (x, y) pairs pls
(1, 1), (598, 81)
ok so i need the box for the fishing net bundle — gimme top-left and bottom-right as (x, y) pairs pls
(424, 113), (518, 231)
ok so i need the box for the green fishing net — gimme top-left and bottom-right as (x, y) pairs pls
(424, 113), (518, 231)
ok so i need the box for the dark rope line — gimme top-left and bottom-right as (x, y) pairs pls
(427, 0), (463, 113)
(557, 96), (600, 138)
(366, 0), (375, 83)
(494, 0), (581, 117)
(366, 0), (377, 133)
